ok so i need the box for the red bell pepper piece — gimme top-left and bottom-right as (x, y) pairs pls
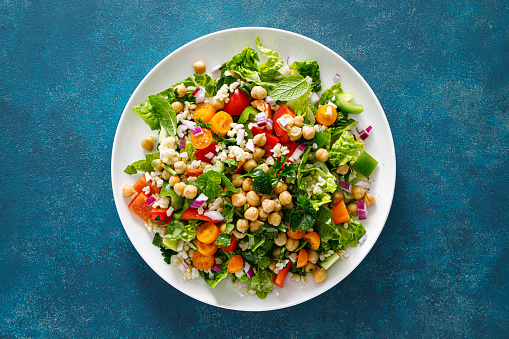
(128, 192), (153, 221)
(181, 208), (219, 223)
(186, 168), (204, 177)
(223, 88), (251, 116)
(274, 261), (292, 287)
(152, 208), (171, 225)
(264, 133), (280, 157)
(195, 141), (217, 164)
(273, 105), (296, 142)
(133, 175), (161, 195)
(219, 234), (238, 251)
(252, 126), (274, 136)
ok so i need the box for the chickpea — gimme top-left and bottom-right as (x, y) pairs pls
(161, 170), (171, 181)
(274, 232), (287, 247)
(315, 148), (329, 162)
(211, 98), (224, 110)
(169, 175), (180, 187)
(284, 201), (294, 209)
(274, 181), (288, 194)
(269, 260), (277, 271)
(283, 115), (294, 130)
(294, 115), (304, 127)
(268, 212), (282, 226)
(219, 222), (227, 233)
(289, 252), (298, 262)
(173, 182), (186, 196)
(250, 220), (262, 233)
(174, 161), (186, 174)
(258, 207), (269, 220)
(183, 185), (198, 199)
(262, 199), (276, 213)
(236, 219), (249, 233)
(176, 83), (187, 97)
(352, 187), (366, 200)
(232, 193), (247, 207)
(260, 163), (269, 172)
(333, 191), (343, 205)
(253, 147), (266, 160)
(305, 262), (317, 275)
(347, 203), (358, 216)
(232, 230), (246, 239)
(273, 199), (282, 212)
(288, 126), (303, 141)
(171, 101), (183, 113)
(246, 191), (260, 206)
(363, 192), (376, 207)
(285, 238), (299, 252)
(188, 248), (195, 258)
(337, 164), (349, 175)
(231, 174), (244, 188)
(251, 86), (267, 100)
(308, 250), (319, 264)
(242, 178), (254, 191)
(244, 206), (259, 221)
(121, 184), (135, 197)
(302, 126), (316, 140)
(272, 247), (281, 258)
(253, 133), (267, 147)
(192, 60), (206, 74)
(141, 138), (154, 151)
(243, 159), (258, 173)
(279, 191), (292, 205)
(260, 194), (271, 204)
(313, 268), (327, 283)
(153, 159), (163, 171)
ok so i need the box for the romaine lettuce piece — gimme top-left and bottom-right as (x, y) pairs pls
(328, 131), (364, 167)
(289, 59), (321, 92)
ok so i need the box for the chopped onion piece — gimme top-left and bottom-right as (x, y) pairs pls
(195, 90), (205, 104)
(191, 88), (201, 96)
(266, 118), (273, 130)
(177, 124), (189, 138)
(177, 240), (184, 252)
(333, 73), (341, 84)
(357, 200), (368, 220)
(244, 262), (255, 278)
(327, 101), (337, 109)
(236, 129), (245, 144)
(190, 193), (208, 209)
(245, 140), (255, 152)
(308, 92), (320, 104)
(265, 95), (276, 106)
(181, 120), (197, 129)
(355, 180), (370, 189)
(203, 210), (224, 222)
(178, 261), (188, 273)
(211, 264), (222, 273)
(358, 234), (367, 244)
(179, 139), (187, 149)
(192, 127), (203, 136)
(145, 196), (156, 205)
(338, 181), (352, 193)
(277, 117), (288, 128)
(290, 143), (306, 161)
(205, 152), (214, 159)
(209, 64), (222, 80)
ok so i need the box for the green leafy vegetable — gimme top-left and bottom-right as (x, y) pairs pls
(215, 233), (232, 247)
(193, 170), (222, 199)
(328, 131), (364, 167)
(200, 262), (229, 288)
(132, 100), (160, 130)
(289, 59), (321, 92)
(315, 206), (342, 244)
(148, 95), (178, 136)
(160, 220), (198, 242)
(152, 233), (164, 247)
(255, 37), (284, 82)
(338, 218), (366, 248)
(284, 195), (318, 231)
(250, 268), (273, 299)
(243, 166), (279, 195)
(269, 75), (311, 101)
(273, 156), (299, 183)
(124, 159), (146, 174)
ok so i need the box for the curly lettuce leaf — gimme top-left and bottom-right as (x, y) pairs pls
(132, 99), (160, 130)
(290, 59), (321, 92)
(255, 37), (284, 82)
(250, 267), (273, 299)
(297, 161), (337, 210)
(200, 261), (229, 288)
(328, 131), (364, 167)
(316, 206), (342, 243)
(338, 218), (366, 249)
(162, 220), (198, 242)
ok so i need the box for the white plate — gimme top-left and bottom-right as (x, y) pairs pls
(111, 27), (396, 311)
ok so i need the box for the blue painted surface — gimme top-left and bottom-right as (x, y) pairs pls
(1, 0), (507, 337)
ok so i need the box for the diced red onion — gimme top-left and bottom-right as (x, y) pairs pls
(177, 124), (189, 138)
(358, 234), (367, 244)
(195, 91), (205, 104)
(190, 193), (208, 209)
(178, 260), (188, 273)
(192, 127), (203, 136)
(290, 143), (306, 161)
(327, 101), (337, 109)
(264, 95), (276, 106)
(211, 264), (222, 273)
(191, 88), (200, 96)
(355, 180), (370, 189)
(145, 196), (156, 205)
(338, 181), (352, 193)
(308, 92), (320, 104)
(177, 240), (184, 252)
(287, 56), (295, 65)
(357, 125), (372, 140)
(236, 129), (245, 144)
(246, 141), (255, 152)
(277, 117), (288, 128)
(181, 120), (196, 129)
(244, 262), (255, 278)
(365, 126), (373, 133)
(209, 64), (222, 80)
(357, 200), (368, 220)
(266, 118), (273, 130)
(333, 73), (341, 84)
(205, 152), (214, 159)
(179, 139), (187, 149)
(203, 210), (224, 222)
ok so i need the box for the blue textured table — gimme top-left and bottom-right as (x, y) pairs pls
(1, 1), (507, 337)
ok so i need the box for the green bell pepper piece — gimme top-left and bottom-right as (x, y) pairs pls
(352, 151), (378, 177)
(337, 92), (364, 114)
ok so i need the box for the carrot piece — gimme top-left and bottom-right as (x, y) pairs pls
(287, 228), (306, 240)
(332, 200), (351, 224)
(296, 249), (308, 268)
(195, 239), (218, 256)
(192, 251), (214, 270)
(128, 192), (153, 221)
(316, 104), (337, 126)
(133, 175), (161, 195)
(302, 231), (321, 250)
(196, 222), (220, 244)
(191, 128), (213, 149)
(187, 168), (204, 177)
(274, 261), (292, 287)
(192, 103), (216, 123)
(209, 111), (233, 136)
(228, 254), (244, 273)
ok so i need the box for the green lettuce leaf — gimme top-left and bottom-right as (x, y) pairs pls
(328, 131), (364, 167)
(200, 262), (229, 288)
(296, 161), (337, 210)
(290, 59), (321, 92)
(132, 99), (160, 130)
(250, 267), (273, 299)
(162, 220), (198, 242)
(148, 95), (178, 136)
(315, 206), (342, 243)
(255, 37), (284, 82)
(338, 218), (366, 248)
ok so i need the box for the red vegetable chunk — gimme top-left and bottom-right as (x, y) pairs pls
(223, 88), (251, 116)
(273, 104), (296, 142)
(195, 141), (217, 164)
(128, 193), (153, 221)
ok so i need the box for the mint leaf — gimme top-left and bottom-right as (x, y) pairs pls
(269, 75), (310, 101)
(194, 170), (222, 199)
(124, 159), (146, 174)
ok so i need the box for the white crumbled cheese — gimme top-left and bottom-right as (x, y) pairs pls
(239, 241), (249, 251)
(156, 179), (164, 188)
(266, 157), (275, 166)
(166, 207), (174, 217)
(271, 143), (289, 158)
(142, 185), (151, 195)
(274, 260), (289, 274)
(314, 124), (328, 132)
(214, 84), (230, 103)
(326, 105), (333, 116)
(229, 82), (240, 92)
